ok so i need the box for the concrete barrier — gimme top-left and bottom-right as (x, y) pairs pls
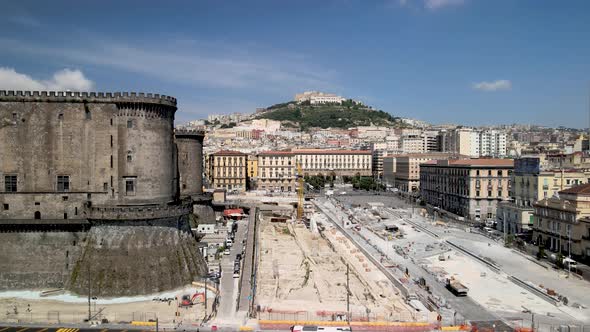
(314, 201), (411, 298)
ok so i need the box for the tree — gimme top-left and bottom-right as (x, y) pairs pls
(504, 234), (515, 248)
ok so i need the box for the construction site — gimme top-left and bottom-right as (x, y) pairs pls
(254, 205), (421, 323)
(319, 193), (590, 330)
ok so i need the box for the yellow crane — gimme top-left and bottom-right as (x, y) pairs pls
(296, 160), (304, 222)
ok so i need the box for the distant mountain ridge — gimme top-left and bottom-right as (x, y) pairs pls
(255, 99), (406, 130)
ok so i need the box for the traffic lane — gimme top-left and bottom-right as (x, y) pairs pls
(0, 328), (152, 332)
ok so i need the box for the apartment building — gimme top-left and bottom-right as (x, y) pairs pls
(496, 157), (590, 235)
(208, 150), (247, 192)
(420, 159), (513, 221)
(293, 149), (372, 177)
(532, 184), (590, 260)
(257, 151), (296, 192)
(441, 128), (507, 157)
(247, 155), (258, 189)
(394, 153), (465, 193)
(400, 135), (425, 154)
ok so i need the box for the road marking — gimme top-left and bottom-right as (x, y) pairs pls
(36, 329), (48, 332)
(0, 328), (10, 332)
(16, 328), (29, 332)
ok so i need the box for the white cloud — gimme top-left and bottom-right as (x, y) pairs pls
(472, 79), (512, 92)
(0, 67), (94, 91)
(424, 0), (465, 10)
(0, 38), (336, 94)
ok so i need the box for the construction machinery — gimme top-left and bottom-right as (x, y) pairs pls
(446, 277), (468, 296)
(296, 161), (304, 222)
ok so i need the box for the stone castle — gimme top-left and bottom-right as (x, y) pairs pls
(0, 90), (209, 296)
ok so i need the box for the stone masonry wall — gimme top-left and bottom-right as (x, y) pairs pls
(0, 231), (87, 290)
(68, 216), (207, 296)
(0, 217), (207, 296)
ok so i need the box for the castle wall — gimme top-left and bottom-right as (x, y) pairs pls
(0, 91), (178, 220)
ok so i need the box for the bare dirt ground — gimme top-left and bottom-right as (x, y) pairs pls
(0, 286), (215, 327)
(255, 214), (414, 322)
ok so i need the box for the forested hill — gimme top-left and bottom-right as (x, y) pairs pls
(255, 100), (406, 130)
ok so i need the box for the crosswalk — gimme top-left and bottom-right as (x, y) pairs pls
(55, 329), (79, 332)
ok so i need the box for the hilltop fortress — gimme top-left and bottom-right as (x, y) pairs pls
(0, 91), (209, 296)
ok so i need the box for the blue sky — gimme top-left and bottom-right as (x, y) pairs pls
(0, 0), (589, 127)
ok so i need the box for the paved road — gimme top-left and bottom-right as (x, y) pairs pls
(214, 217), (248, 325)
(0, 327), (141, 332)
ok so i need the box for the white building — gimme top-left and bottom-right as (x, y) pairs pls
(295, 91), (346, 105)
(441, 128), (506, 158)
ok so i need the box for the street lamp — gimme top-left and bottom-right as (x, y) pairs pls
(522, 306), (535, 331)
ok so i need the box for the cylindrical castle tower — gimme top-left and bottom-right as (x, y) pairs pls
(0, 91), (178, 220)
(175, 129), (205, 196)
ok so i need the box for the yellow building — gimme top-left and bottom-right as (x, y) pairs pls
(532, 183), (590, 260)
(497, 158), (590, 235)
(209, 150), (247, 192)
(247, 155), (258, 190)
(247, 155), (258, 178)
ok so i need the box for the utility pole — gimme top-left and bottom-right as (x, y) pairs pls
(503, 210), (507, 244)
(568, 226), (572, 276)
(87, 261), (91, 322)
(346, 264), (350, 324)
(204, 277), (208, 321)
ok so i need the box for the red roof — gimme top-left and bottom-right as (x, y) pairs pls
(561, 183), (590, 195)
(212, 150), (246, 156)
(258, 150), (294, 156)
(223, 208), (244, 216)
(293, 149), (371, 155)
(422, 158), (514, 167)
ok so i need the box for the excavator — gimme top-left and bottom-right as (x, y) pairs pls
(178, 292), (205, 307)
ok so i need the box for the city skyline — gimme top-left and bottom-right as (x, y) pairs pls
(0, 0), (589, 128)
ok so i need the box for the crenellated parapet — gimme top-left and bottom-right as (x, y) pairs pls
(175, 128), (206, 138)
(0, 90), (177, 107)
(88, 201), (193, 221)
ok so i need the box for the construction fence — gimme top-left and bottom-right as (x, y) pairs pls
(0, 309), (205, 325)
(256, 308), (430, 323)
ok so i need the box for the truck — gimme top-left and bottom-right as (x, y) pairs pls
(446, 277), (468, 296)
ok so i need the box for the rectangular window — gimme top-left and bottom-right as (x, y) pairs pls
(488, 190), (492, 197)
(476, 190), (480, 197)
(58, 113), (64, 121)
(4, 175), (17, 192)
(127, 120), (133, 128)
(3, 203), (8, 210)
(57, 176), (70, 192)
(125, 178), (136, 196)
(110, 135), (113, 147)
(103, 182), (108, 191)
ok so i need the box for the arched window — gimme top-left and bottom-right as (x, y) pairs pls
(34, 211), (41, 219)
